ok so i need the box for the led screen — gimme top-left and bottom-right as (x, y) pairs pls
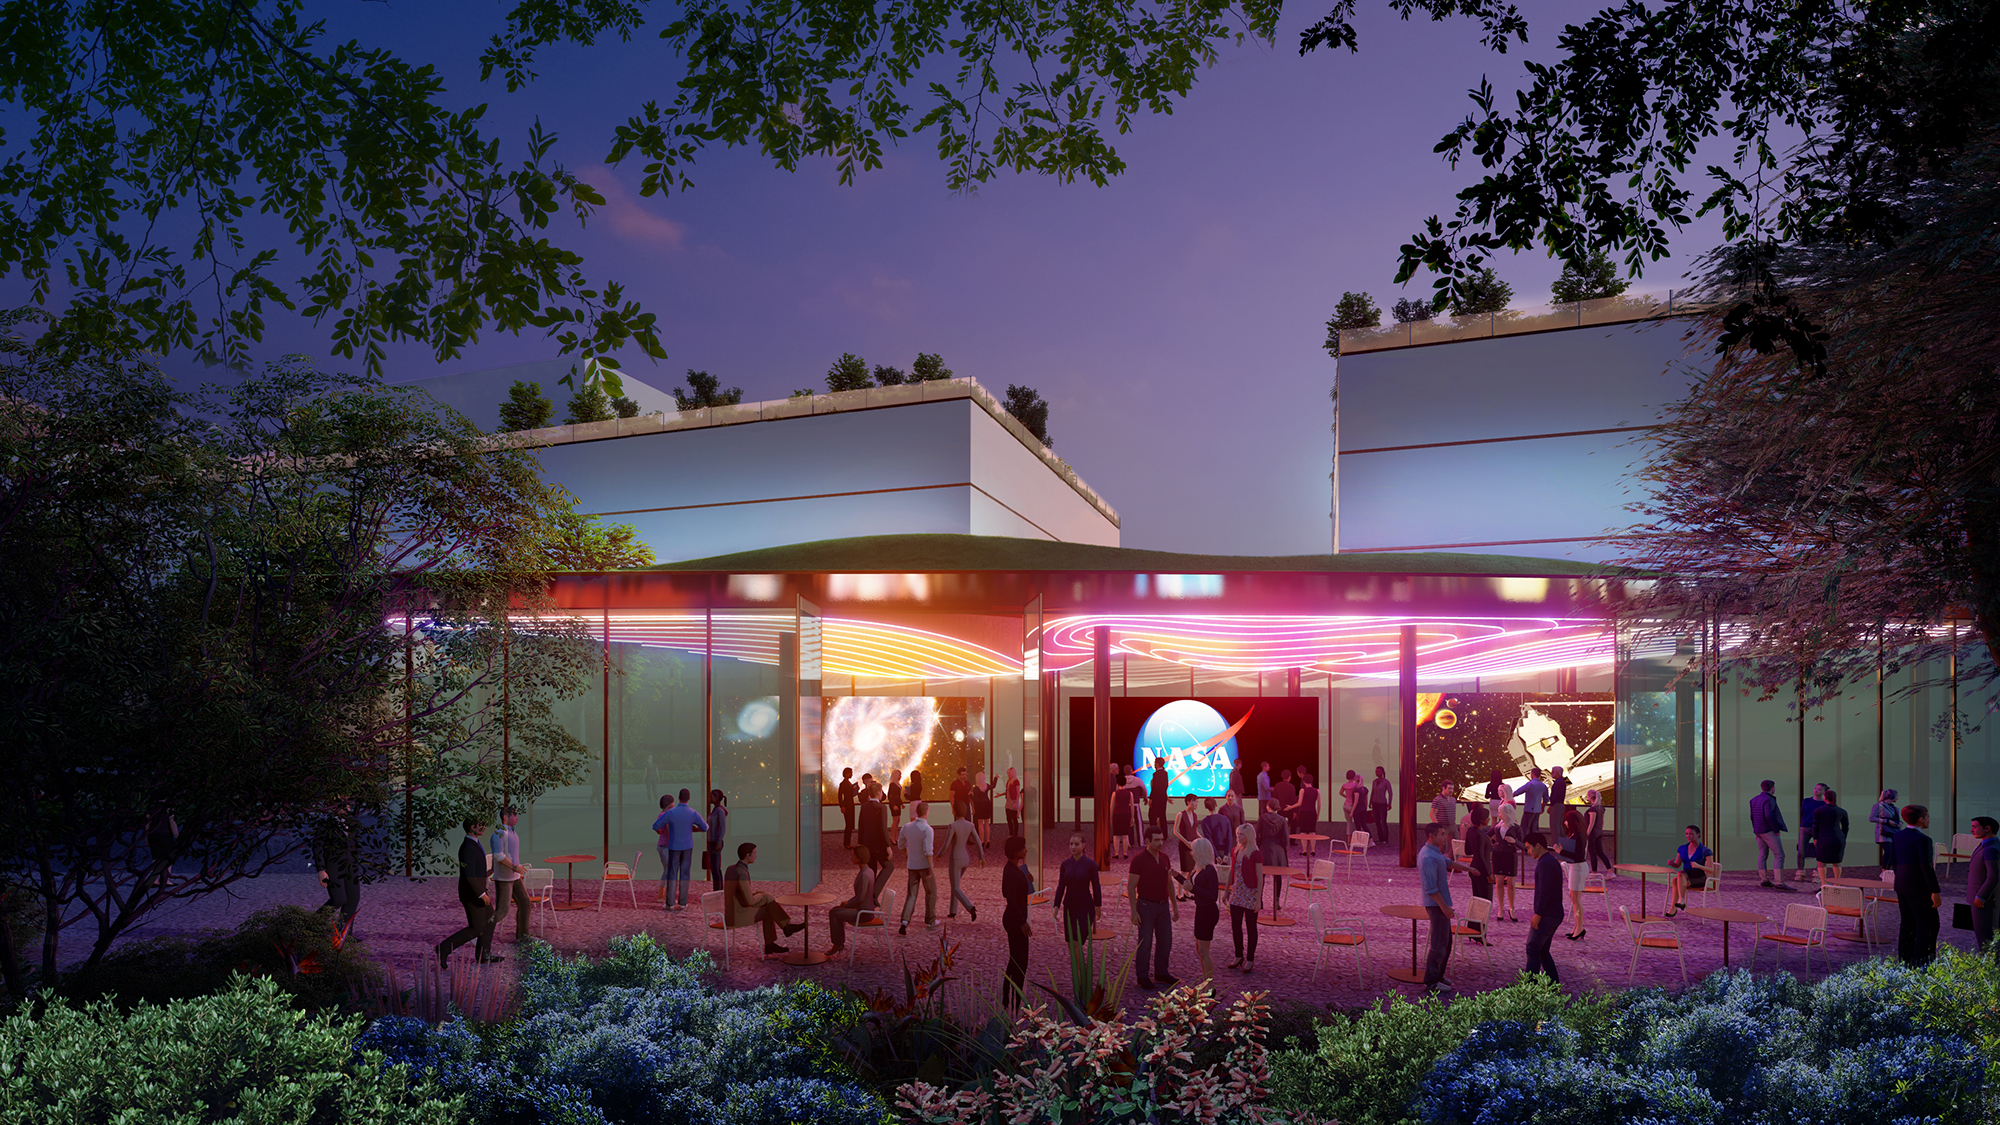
(819, 696), (986, 806)
(1417, 692), (1615, 806)
(1069, 696), (1318, 798)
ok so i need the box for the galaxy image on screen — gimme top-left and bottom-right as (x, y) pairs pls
(820, 696), (986, 805)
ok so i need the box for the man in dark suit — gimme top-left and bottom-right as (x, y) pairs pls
(838, 768), (859, 848)
(1893, 804), (1941, 967)
(859, 782), (891, 879)
(1524, 832), (1563, 983)
(1147, 757), (1170, 837)
(725, 842), (805, 955)
(435, 818), (501, 966)
(1968, 816), (1998, 958)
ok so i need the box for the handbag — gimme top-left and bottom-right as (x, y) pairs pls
(1954, 902), (1974, 931)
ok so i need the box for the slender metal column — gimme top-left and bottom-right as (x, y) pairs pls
(1399, 625), (1418, 867)
(1094, 627), (1112, 867)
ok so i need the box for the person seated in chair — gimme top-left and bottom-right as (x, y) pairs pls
(1665, 824), (1714, 917)
(724, 842), (805, 955)
(826, 845), (879, 957)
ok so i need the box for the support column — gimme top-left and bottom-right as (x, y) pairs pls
(1399, 624), (1418, 867)
(1094, 626), (1112, 868)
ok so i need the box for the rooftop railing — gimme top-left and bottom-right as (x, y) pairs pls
(1338, 291), (1709, 355)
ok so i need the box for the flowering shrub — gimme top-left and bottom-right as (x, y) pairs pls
(896, 980), (1336, 1125)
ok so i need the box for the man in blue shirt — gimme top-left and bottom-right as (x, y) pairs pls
(656, 789), (708, 912)
(1419, 821), (1474, 993)
(1524, 832), (1563, 982)
(1519, 768), (1549, 838)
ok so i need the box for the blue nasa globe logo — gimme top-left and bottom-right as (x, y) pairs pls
(1133, 699), (1244, 798)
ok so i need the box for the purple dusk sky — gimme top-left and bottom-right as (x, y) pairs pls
(65, 1), (1733, 556)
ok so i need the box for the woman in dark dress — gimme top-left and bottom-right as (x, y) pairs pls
(1463, 805), (1493, 935)
(1812, 789), (1850, 883)
(1190, 837), (1220, 982)
(906, 769), (924, 809)
(1000, 835), (1034, 1009)
(1490, 815), (1520, 921)
(1584, 789), (1613, 874)
(887, 769), (905, 829)
(1109, 764), (1134, 859)
(1051, 832), (1102, 945)
(972, 771), (996, 851)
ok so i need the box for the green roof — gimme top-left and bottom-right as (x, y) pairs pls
(649, 534), (1627, 576)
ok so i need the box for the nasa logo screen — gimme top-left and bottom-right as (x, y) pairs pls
(1068, 696), (1317, 798)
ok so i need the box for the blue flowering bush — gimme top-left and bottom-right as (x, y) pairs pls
(354, 933), (890, 1125)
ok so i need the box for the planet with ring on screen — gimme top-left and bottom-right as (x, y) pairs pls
(1435, 709), (1457, 730)
(1133, 699), (1239, 797)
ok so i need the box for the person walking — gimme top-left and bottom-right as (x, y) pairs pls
(706, 789), (730, 892)
(1256, 797), (1291, 915)
(725, 842), (806, 956)
(1796, 782), (1827, 883)
(488, 807), (530, 943)
(1810, 790), (1848, 884)
(658, 789), (707, 911)
(826, 844), (879, 959)
(972, 771), (995, 851)
(1524, 832), (1563, 982)
(1967, 816), (1998, 958)
(944, 806), (984, 921)
(1001, 835), (1035, 1009)
(311, 807), (360, 929)
(1128, 827), (1180, 989)
(898, 800), (939, 935)
(1371, 766), (1393, 847)
(1519, 767), (1548, 839)
(1189, 837), (1220, 982)
(1004, 767), (1023, 839)
(1871, 789), (1903, 869)
(1052, 832), (1102, 946)
(838, 768), (859, 849)
(1558, 808), (1589, 940)
(1227, 823), (1261, 973)
(1420, 821), (1474, 993)
(1584, 789), (1613, 875)
(1892, 805), (1941, 966)
(1749, 779), (1791, 890)
(435, 818), (500, 967)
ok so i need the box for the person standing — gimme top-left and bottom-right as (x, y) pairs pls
(1491, 813), (1520, 922)
(1486, 769), (1513, 826)
(1419, 822), (1474, 993)
(1004, 767), (1023, 839)
(944, 806), (984, 920)
(1256, 762), (1273, 806)
(1227, 823), (1261, 973)
(1292, 772), (1321, 840)
(1147, 756), (1171, 838)
(652, 793), (679, 903)
(488, 807), (531, 943)
(1463, 806), (1493, 936)
(1871, 789), (1903, 869)
(1524, 832), (1563, 983)
(950, 766), (972, 820)
(859, 782), (890, 881)
(906, 768), (925, 809)
(1371, 766), (1393, 847)
(660, 790), (708, 911)
(1547, 767), (1570, 824)
(898, 801), (939, 935)
(1128, 827), (1181, 989)
(1189, 837), (1220, 982)
(838, 768), (859, 849)
(1430, 781), (1459, 831)
(887, 768), (905, 829)
(1200, 797), (1234, 858)
(825, 845), (879, 958)
(706, 789), (730, 892)
(435, 818), (500, 967)
(1269, 769), (1298, 830)
(725, 842), (805, 956)
(1223, 787), (1245, 833)
(1052, 832), (1102, 946)
(1967, 816), (1998, 958)
(1893, 805), (1941, 966)
(1796, 782), (1827, 883)
(1110, 764), (1135, 860)
(1519, 767), (1548, 839)
(1339, 770), (1362, 838)
(1583, 790), (1612, 875)
(972, 771), (995, 851)
(1810, 790), (1848, 884)
(1558, 808), (1589, 940)
(1256, 797), (1291, 915)
(312, 807), (360, 929)
(1000, 835), (1035, 1009)
(1749, 779), (1791, 890)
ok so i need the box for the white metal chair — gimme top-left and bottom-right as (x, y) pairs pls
(848, 888), (898, 970)
(1579, 869), (1613, 922)
(1451, 896), (1496, 967)
(1327, 831), (1371, 877)
(1817, 883), (1874, 950)
(1291, 856), (1330, 892)
(597, 856), (639, 910)
(1619, 906), (1686, 984)
(1753, 903), (1829, 975)
(1946, 832), (1977, 876)
(522, 868), (556, 935)
(1451, 837), (1468, 861)
(1685, 860), (1723, 909)
(702, 888), (761, 968)
(1306, 901), (1371, 984)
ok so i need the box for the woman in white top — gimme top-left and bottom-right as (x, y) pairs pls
(1486, 768), (1514, 823)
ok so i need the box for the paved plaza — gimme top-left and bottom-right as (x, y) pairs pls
(107, 830), (1988, 1012)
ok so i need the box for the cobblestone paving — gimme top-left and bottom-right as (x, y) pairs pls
(107, 833), (1985, 1012)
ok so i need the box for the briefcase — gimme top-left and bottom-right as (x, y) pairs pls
(1954, 902), (1973, 931)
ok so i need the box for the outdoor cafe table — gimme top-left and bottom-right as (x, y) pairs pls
(773, 891), (841, 965)
(544, 855), (596, 910)
(1825, 876), (1894, 943)
(1260, 867), (1302, 926)
(1683, 906), (1768, 966)
(1291, 836), (1329, 888)
(1379, 903), (1430, 983)
(1614, 863), (1676, 919)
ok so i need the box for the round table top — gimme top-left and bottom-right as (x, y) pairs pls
(1683, 906), (1769, 924)
(775, 891), (840, 907)
(1380, 903), (1431, 920)
(1616, 863), (1676, 875)
(1826, 875), (1894, 888)
(1263, 866), (1301, 878)
(544, 854), (596, 864)
(1293, 833), (1330, 843)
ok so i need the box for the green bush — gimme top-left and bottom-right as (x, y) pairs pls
(0, 974), (461, 1125)
(57, 904), (382, 1012)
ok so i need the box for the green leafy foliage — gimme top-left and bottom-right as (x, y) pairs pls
(0, 975), (462, 1125)
(499, 380), (557, 431)
(674, 369), (745, 409)
(826, 353), (874, 392)
(1444, 266), (1512, 316)
(56, 906), (383, 1015)
(611, 395), (641, 418)
(874, 364), (909, 385)
(1549, 249), (1628, 304)
(1003, 384), (1051, 446)
(1391, 296), (1435, 323)
(910, 353), (953, 382)
(563, 384), (616, 424)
